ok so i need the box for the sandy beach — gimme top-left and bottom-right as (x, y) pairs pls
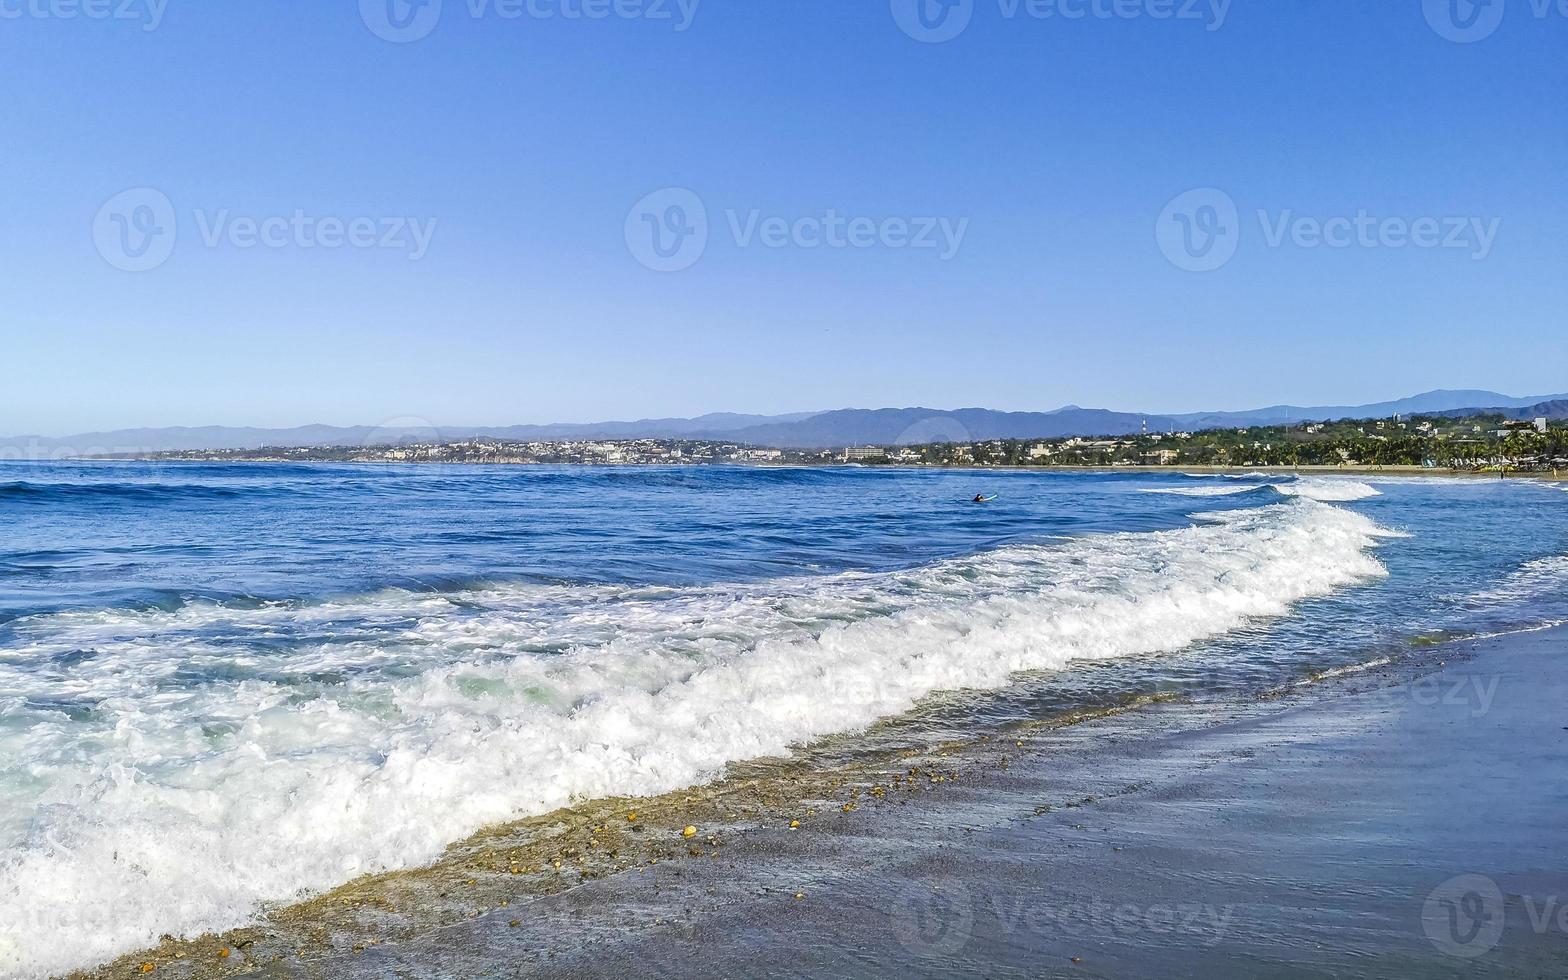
(82, 623), (1568, 979)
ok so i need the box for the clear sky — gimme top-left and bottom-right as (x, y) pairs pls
(2, 1), (1564, 435)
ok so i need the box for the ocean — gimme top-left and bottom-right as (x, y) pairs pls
(1, 461), (1565, 977)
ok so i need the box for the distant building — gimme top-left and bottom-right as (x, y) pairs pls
(843, 447), (885, 461)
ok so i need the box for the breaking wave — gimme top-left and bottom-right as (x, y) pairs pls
(1144, 478), (1381, 502)
(0, 499), (1392, 977)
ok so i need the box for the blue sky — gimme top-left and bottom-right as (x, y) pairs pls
(2, 1), (1564, 435)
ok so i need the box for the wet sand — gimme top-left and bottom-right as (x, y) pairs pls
(84, 625), (1568, 979)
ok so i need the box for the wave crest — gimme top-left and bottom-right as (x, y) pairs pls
(0, 499), (1391, 978)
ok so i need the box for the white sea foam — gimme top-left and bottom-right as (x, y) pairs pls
(1143, 485), (1264, 497)
(1462, 554), (1568, 608)
(0, 499), (1392, 977)
(1287, 656), (1395, 688)
(1274, 478), (1382, 502)
(1143, 478), (1380, 502)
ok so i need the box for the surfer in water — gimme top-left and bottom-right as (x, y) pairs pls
(973, 493), (995, 503)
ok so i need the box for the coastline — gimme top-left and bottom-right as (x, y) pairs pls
(64, 457), (1566, 481)
(75, 625), (1568, 978)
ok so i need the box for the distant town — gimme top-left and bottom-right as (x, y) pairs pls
(127, 412), (1568, 473)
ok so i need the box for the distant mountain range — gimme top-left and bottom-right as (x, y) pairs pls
(5, 390), (1566, 455)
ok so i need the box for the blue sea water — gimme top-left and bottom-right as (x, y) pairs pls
(0, 461), (1565, 976)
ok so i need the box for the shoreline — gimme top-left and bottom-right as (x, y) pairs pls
(74, 624), (1567, 978)
(51, 457), (1568, 481)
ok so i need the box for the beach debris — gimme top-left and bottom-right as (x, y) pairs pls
(139, 964), (156, 974)
(841, 802), (857, 813)
(793, 892), (805, 900)
(217, 948), (230, 959)
(509, 919), (521, 928)
(626, 811), (638, 822)
(682, 825), (697, 838)
(1071, 956), (1083, 963)
(789, 819), (800, 829)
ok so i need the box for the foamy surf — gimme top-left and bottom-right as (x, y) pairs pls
(0, 499), (1393, 978)
(1143, 478), (1380, 502)
(1274, 478), (1382, 502)
(1143, 485), (1265, 497)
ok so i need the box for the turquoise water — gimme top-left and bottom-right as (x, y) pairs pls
(0, 462), (1564, 977)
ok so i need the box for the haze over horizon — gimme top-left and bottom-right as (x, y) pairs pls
(6, 387), (1566, 452)
(5, 385), (1568, 440)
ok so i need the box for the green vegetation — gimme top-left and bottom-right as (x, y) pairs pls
(848, 414), (1567, 472)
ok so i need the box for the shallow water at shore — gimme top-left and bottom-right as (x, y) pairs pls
(82, 626), (1568, 979)
(2, 463), (1566, 977)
